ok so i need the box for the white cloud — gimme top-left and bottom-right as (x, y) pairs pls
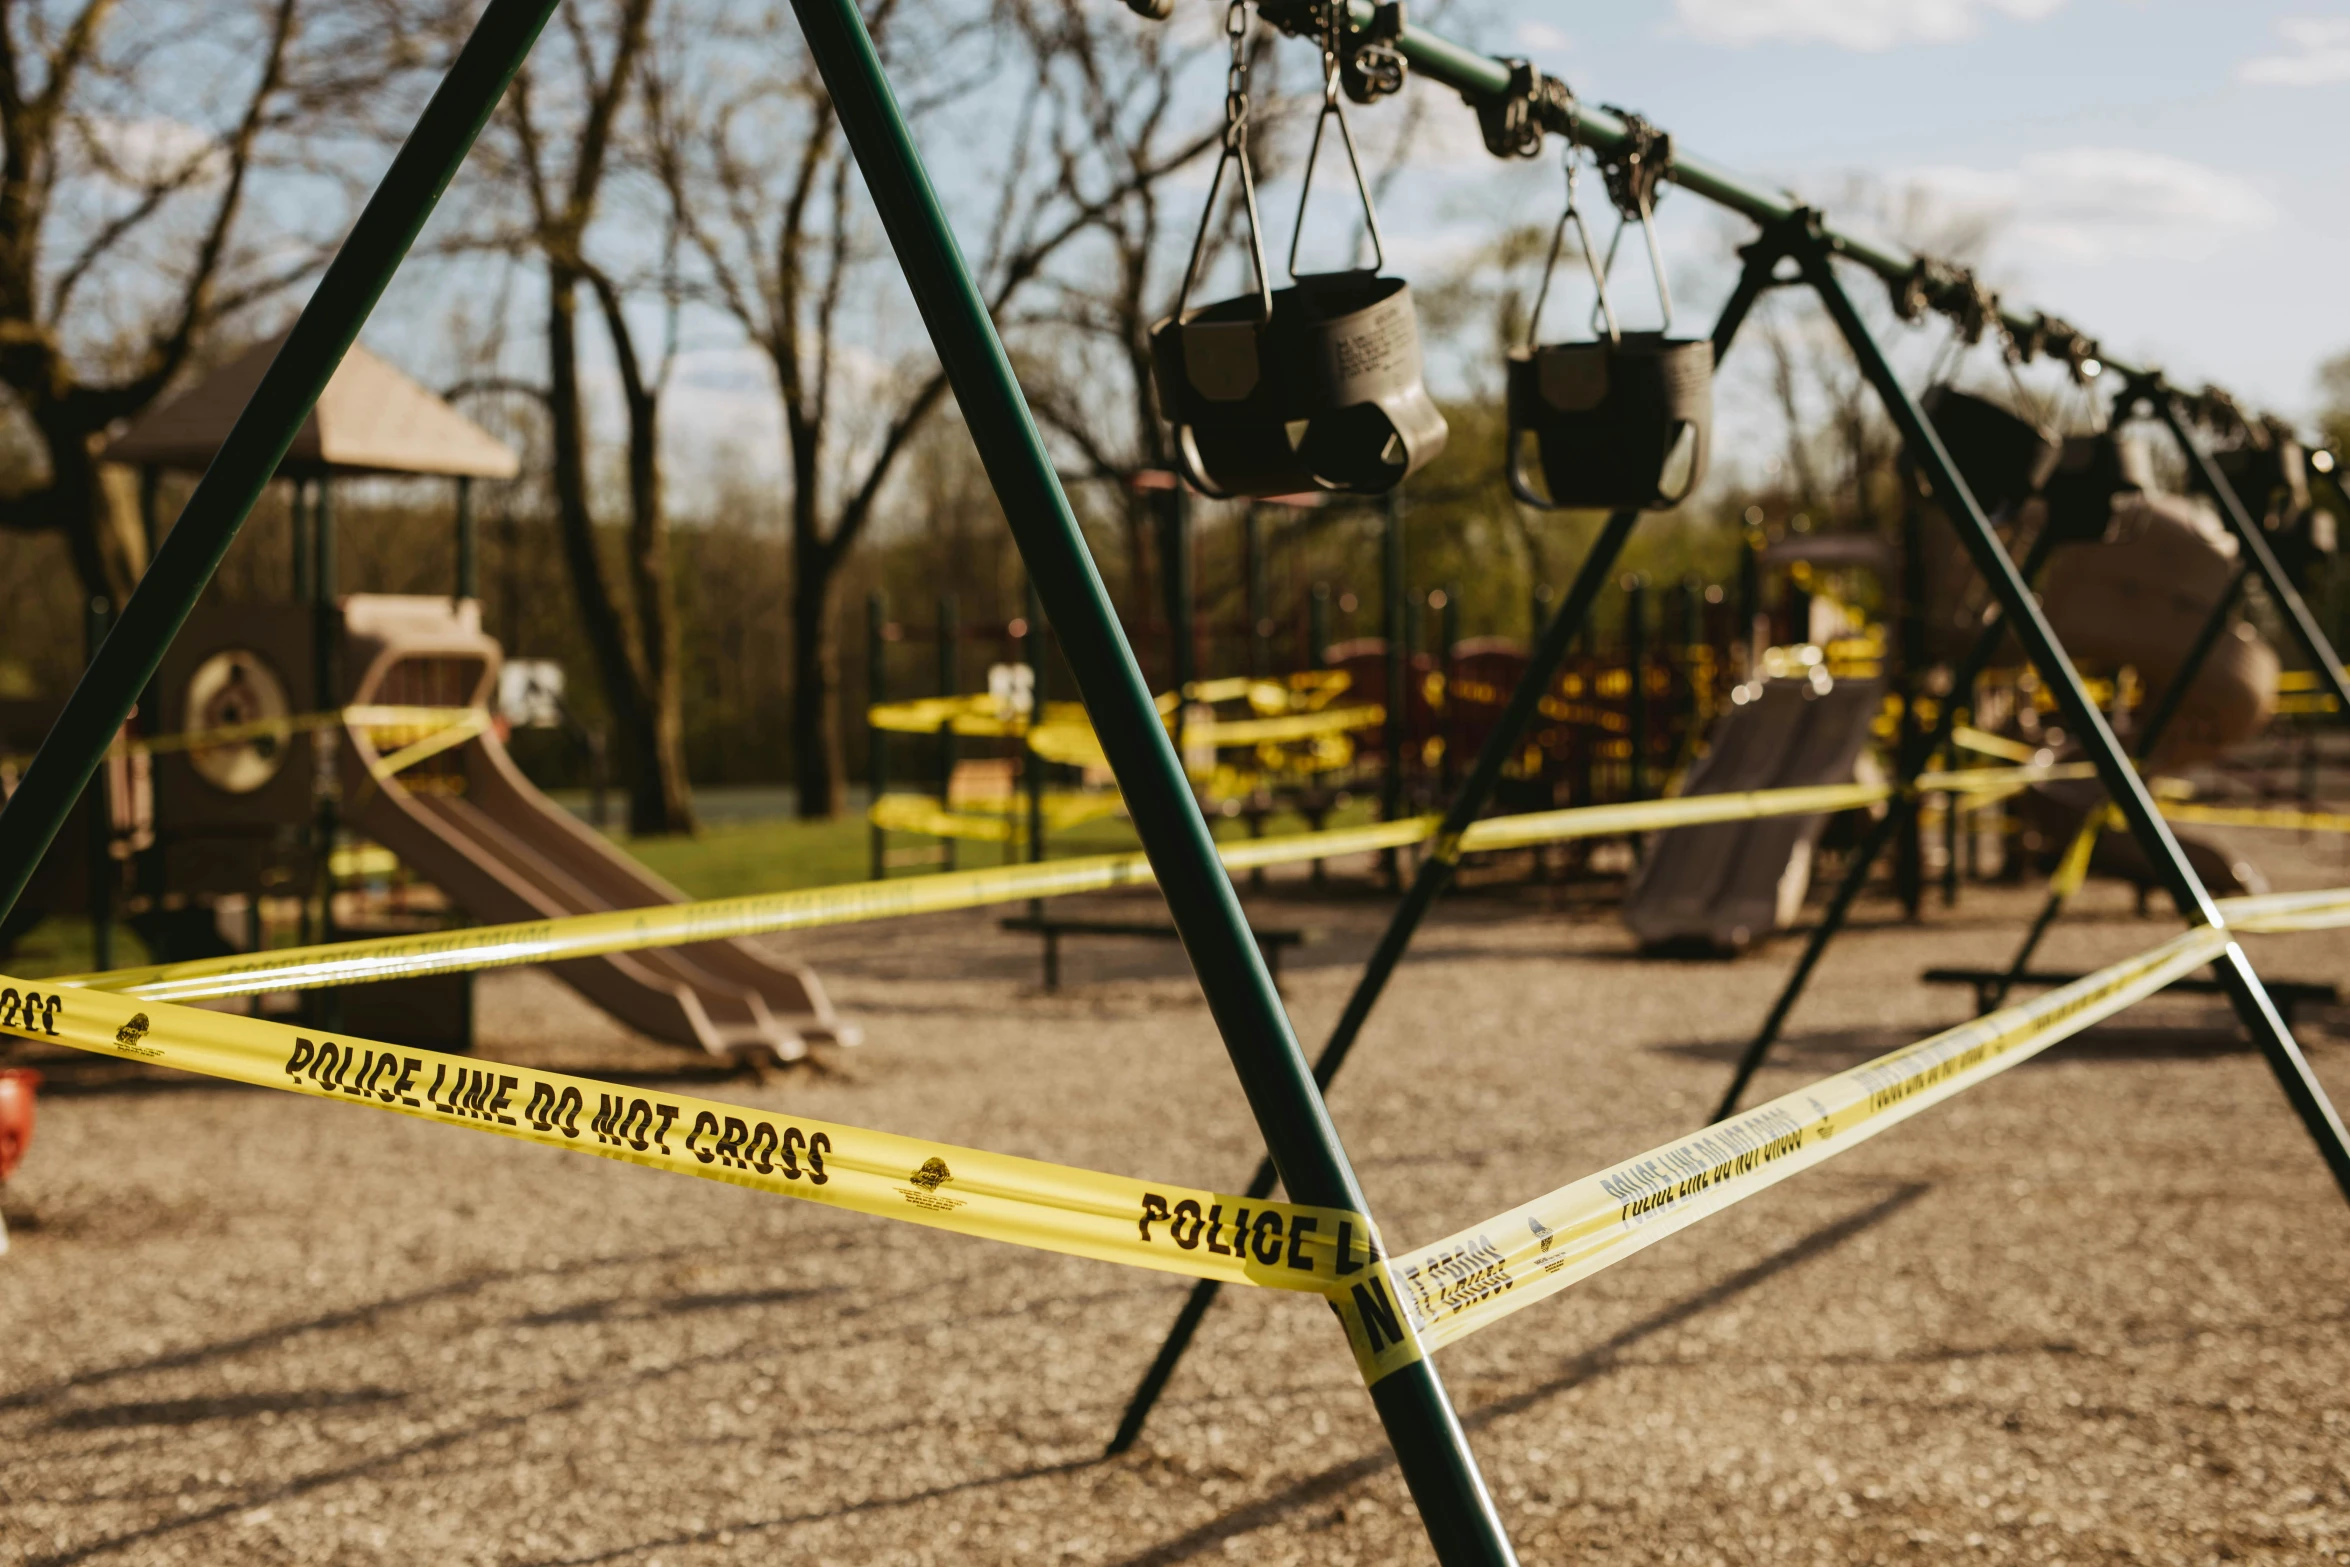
(1513, 20), (1572, 55)
(2237, 17), (2350, 84)
(1903, 146), (2275, 264)
(1672, 0), (2064, 51)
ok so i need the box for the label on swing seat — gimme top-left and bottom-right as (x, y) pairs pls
(1534, 344), (1610, 411)
(1183, 319), (1263, 402)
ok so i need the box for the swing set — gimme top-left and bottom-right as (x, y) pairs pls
(2, 2), (2346, 1563)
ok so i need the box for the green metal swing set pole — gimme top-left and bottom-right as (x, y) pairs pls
(1794, 223), (2350, 1202)
(1257, 0), (2155, 383)
(1980, 383), (2350, 1009)
(783, 0), (1515, 1558)
(1710, 515), (2071, 1123)
(1980, 562), (2255, 1015)
(0, 0), (562, 921)
(1107, 240), (1782, 1458)
(2142, 385), (2350, 718)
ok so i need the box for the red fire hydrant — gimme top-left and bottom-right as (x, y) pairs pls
(0, 1067), (37, 1255)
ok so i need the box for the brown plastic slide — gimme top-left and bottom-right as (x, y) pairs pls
(337, 596), (854, 1063)
(1621, 675), (1884, 952)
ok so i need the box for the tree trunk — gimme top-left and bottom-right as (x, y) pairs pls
(544, 267), (661, 829)
(620, 368), (694, 835)
(788, 534), (843, 819)
(32, 406), (145, 606)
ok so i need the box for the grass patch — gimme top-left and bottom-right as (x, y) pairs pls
(3, 917), (152, 980)
(608, 794), (1381, 902)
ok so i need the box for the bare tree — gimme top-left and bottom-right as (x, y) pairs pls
(492, 0), (698, 835)
(645, 0), (1221, 817)
(0, 0), (429, 601)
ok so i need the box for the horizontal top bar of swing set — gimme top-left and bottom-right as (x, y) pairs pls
(1254, 0), (2159, 389)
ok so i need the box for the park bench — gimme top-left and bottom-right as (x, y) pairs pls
(1924, 967), (2339, 1028)
(1000, 914), (1308, 992)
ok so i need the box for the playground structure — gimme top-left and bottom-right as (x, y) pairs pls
(2, 337), (848, 1063)
(1, 2), (2349, 1564)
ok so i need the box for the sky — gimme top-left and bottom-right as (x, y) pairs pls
(364, 0), (2350, 510)
(1408, 0), (2349, 416)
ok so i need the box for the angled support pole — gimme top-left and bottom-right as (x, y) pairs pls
(2138, 382), (2350, 719)
(1106, 225), (1790, 1459)
(1984, 561), (2254, 1011)
(0, 0), (561, 919)
(785, 0), (1514, 1557)
(1790, 215), (2350, 1202)
(1711, 517), (2068, 1121)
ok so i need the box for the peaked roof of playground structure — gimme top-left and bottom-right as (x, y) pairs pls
(103, 331), (520, 480)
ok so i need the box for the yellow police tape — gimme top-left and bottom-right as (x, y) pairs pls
(19, 888), (2349, 1389)
(1951, 726), (2046, 765)
(1363, 922), (2238, 1379)
(864, 694), (1380, 761)
(1, 705), (479, 772)
(0, 977), (1384, 1302)
(869, 790), (1123, 843)
(57, 765), (2080, 1004)
(2216, 884), (2350, 933)
(2162, 801), (2350, 835)
(60, 768), (2023, 999)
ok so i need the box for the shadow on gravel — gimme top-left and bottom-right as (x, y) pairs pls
(1106, 1181), (1933, 1566)
(0, 1243), (706, 1413)
(49, 1387), (406, 1430)
(1656, 1016), (2311, 1072)
(517, 1283), (838, 1326)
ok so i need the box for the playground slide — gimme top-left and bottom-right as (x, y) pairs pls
(338, 596), (853, 1063)
(1622, 675), (1883, 952)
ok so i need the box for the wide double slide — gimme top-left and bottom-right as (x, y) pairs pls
(338, 596), (853, 1062)
(1622, 674), (1885, 951)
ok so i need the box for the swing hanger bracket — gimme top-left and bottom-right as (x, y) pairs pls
(1889, 256), (1998, 346)
(1261, 0), (1410, 104)
(1596, 107), (1671, 221)
(1472, 57), (1572, 159)
(1337, 0), (1407, 104)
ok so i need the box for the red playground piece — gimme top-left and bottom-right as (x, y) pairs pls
(0, 1068), (38, 1184)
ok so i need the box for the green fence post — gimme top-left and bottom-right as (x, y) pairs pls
(936, 595), (958, 873)
(782, 0), (1515, 1553)
(869, 592), (887, 882)
(1381, 489), (1407, 887)
(0, 0), (563, 920)
(1623, 573), (1648, 803)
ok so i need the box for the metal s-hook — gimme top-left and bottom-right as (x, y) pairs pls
(1176, 0), (1274, 323)
(1287, 0), (1387, 279)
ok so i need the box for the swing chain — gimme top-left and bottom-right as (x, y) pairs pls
(1588, 106), (1673, 330)
(1476, 58), (1572, 159)
(1223, 0), (1251, 152)
(1171, 0), (1273, 322)
(1286, 0), (1387, 277)
(1524, 103), (1614, 347)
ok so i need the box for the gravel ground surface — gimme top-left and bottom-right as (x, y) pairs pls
(4, 833), (2349, 1566)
